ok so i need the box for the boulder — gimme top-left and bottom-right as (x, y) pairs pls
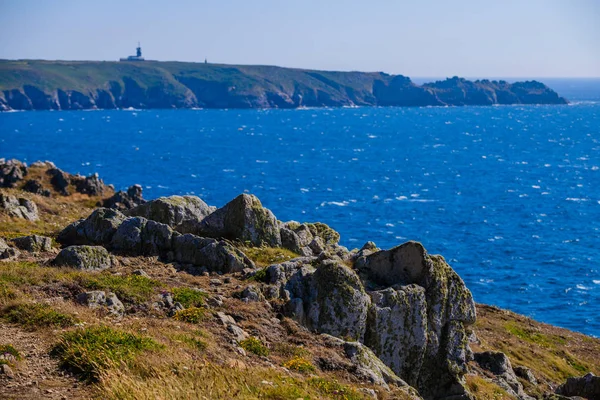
(241, 285), (264, 302)
(12, 235), (52, 252)
(556, 372), (600, 399)
(22, 179), (51, 197)
(0, 159), (27, 188)
(153, 293), (184, 316)
(126, 195), (214, 233)
(513, 366), (537, 385)
(57, 208), (127, 246)
(0, 238), (20, 260)
(77, 290), (124, 316)
(286, 260), (370, 342)
(280, 221), (343, 256)
(103, 184), (145, 210)
(474, 351), (533, 400)
(47, 168), (70, 195)
(71, 173), (107, 196)
(355, 241), (476, 399)
(0, 193), (39, 221)
(197, 194), (281, 246)
(169, 234), (254, 273)
(53, 245), (113, 270)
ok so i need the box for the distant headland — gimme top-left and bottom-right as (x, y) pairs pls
(0, 55), (567, 111)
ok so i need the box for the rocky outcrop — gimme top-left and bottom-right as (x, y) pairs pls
(0, 60), (567, 111)
(197, 194), (281, 246)
(103, 184), (145, 210)
(0, 193), (39, 220)
(0, 238), (20, 260)
(58, 207), (254, 273)
(556, 372), (600, 399)
(0, 159), (27, 188)
(53, 245), (114, 270)
(77, 290), (124, 316)
(280, 221), (347, 258)
(12, 235), (52, 253)
(474, 351), (533, 400)
(126, 195), (213, 232)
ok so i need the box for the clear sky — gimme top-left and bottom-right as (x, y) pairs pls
(0, 0), (598, 77)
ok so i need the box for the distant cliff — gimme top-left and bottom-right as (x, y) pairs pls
(0, 60), (568, 111)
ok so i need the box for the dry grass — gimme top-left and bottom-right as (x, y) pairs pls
(239, 246), (299, 267)
(465, 375), (516, 400)
(473, 304), (600, 391)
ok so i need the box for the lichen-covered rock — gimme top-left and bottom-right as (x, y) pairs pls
(103, 184), (145, 210)
(71, 173), (107, 196)
(170, 233), (254, 273)
(47, 167), (70, 195)
(0, 159), (27, 188)
(0, 193), (39, 221)
(241, 285), (264, 302)
(356, 241), (476, 399)
(12, 235), (52, 252)
(556, 372), (600, 399)
(281, 221), (343, 256)
(365, 285), (428, 386)
(77, 290), (124, 316)
(286, 260), (370, 341)
(513, 366), (537, 385)
(57, 208), (127, 246)
(22, 179), (51, 197)
(474, 351), (534, 400)
(280, 223), (315, 256)
(0, 238), (20, 260)
(126, 195), (214, 233)
(198, 194), (281, 246)
(53, 245), (113, 270)
(321, 333), (408, 389)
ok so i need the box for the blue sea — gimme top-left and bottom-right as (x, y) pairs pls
(1, 79), (599, 337)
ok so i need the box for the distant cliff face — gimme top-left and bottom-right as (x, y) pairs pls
(0, 60), (568, 111)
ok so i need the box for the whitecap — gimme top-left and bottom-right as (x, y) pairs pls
(222, 169), (235, 172)
(367, 135), (377, 139)
(256, 160), (269, 163)
(576, 284), (590, 290)
(566, 198), (588, 202)
(326, 201), (349, 207)
(300, 188), (310, 193)
(593, 280), (600, 284)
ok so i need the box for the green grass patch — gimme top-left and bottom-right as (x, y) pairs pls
(466, 375), (515, 399)
(272, 343), (310, 358)
(77, 274), (161, 303)
(240, 337), (269, 357)
(51, 325), (162, 381)
(249, 267), (268, 283)
(171, 287), (207, 308)
(173, 307), (206, 324)
(2, 303), (76, 329)
(240, 246), (298, 267)
(308, 377), (364, 400)
(172, 334), (207, 351)
(505, 322), (567, 348)
(283, 356), (316, 373)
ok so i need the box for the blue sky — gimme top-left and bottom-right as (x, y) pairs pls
(0, 0), (598, 77)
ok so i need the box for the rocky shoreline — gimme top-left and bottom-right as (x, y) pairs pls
(1, 158), (598, 400)
(0, 60), (568, 111)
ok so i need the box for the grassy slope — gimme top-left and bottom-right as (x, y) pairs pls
(0, 59), (386, 98)
(1, 173), (598, 399)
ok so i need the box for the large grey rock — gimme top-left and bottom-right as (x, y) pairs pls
(77, 290), (124, 316)
(197, 194), (281, 246)
(474, 351), (533, 400)
(356, 241), (476, 399)
(280, 221), (342, 256)
(0, 238), (20, 260)
(0, 193), (39, 220)
(366, 285), (428, 386)
(170, 233), (254, 273)
(12, 234), (52, 252)
(47, 167), (70, 195)
(71, 173), (107, 196)
(286, 260), (370, 342)
(556, 372), (600, 399)
(23, 179), (51, 197)
(53, 245), (113, 270)
(126, 195), (214, 233)
(103, 184), (145, 210)
(57, 208), (127, 246)
(0, 159), (27, 188)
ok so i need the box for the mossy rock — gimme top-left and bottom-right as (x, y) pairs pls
(53, 245), (113, 270)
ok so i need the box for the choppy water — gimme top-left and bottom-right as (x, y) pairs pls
(1, 88), (599, 336)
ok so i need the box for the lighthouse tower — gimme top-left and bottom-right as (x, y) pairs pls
(120, 43), (145, 61)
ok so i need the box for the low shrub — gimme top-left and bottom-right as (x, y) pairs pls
(2, 303), (76, 329)
(171, 287), (207, 308)
(51, 325), (162, 381)
(240, 337), (269, 357)
(173, 307), (206, 324)
(283, 356), (316, 373)
(77, 274), (161, 303)
(0, 344), (21, 365)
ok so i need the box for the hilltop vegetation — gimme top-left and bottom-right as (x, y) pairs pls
(1, 159), (598, 400)
(0, 60), (567, 110)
